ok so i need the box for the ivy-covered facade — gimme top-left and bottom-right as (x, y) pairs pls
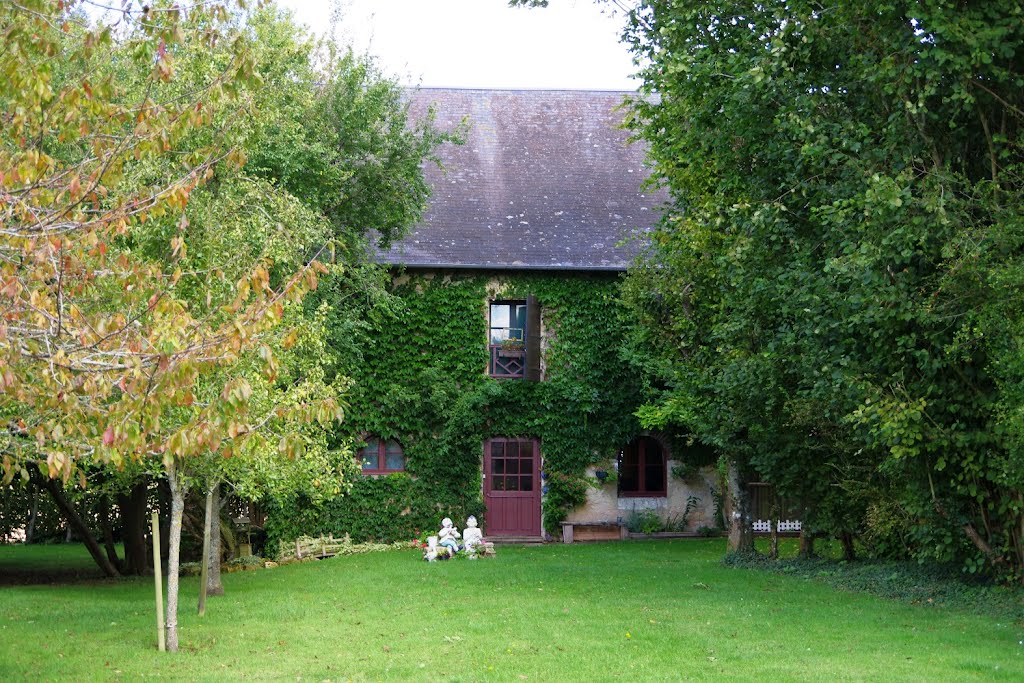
(266, 89), (719, 546)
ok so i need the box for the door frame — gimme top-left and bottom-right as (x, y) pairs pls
(482, 437), (542, 538)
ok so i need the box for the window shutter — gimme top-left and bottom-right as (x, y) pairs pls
(525, 295), (541, 382)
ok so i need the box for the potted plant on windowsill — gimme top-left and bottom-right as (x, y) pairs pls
(498, 338), (525, 357)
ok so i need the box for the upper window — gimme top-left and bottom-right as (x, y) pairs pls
(358, 437), (405, 474)
(489, 301), (527, 378)
(618, 436), (666, 497)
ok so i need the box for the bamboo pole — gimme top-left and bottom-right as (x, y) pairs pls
(197, 487), (213, 617)
(151, 511), (165, 652)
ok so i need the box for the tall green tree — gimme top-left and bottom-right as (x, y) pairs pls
(610, 1), (1023, 579)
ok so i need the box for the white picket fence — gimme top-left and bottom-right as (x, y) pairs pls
(752, 519), (802, 533)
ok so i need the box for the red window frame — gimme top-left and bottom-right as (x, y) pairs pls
(618, 436), (667, 497)
(358, 437), (405, 474)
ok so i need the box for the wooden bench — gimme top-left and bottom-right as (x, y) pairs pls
(560, 522), (626, 543)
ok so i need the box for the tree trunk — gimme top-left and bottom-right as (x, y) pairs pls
(98, 495), (123, 572)
(198, 485), (213, 616)
(165, 465), (187, 653)
(798, 527), (817, 559)
(840, 532), (856, 561)
(1014, 495), (1024, 575)
(26, 486), (39, 544)
(768, 498), (780, 560)
(32, 470), (120, 578)
(118, 480), (149, 575)
(724, 459), (754, 554)
(207, 485), (224, 597)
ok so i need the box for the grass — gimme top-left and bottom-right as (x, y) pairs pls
(739, 538), (1024, 622)
(0, 542), (107, 585)
(1, 540), (1022, 682)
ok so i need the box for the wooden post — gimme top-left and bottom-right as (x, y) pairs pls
(197, 487), (213, 617)
(151, 511), (165, 652)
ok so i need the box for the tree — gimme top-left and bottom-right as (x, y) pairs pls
(0, 1), (339, 650)
(611, 1), (1023, 578)
(4, 1), (455, 648)
(166, 4), (452, 601)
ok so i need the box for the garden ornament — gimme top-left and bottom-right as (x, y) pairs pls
(463, 516), (483, 557)
(424, 536), (439, 562)
(438, 517), (461, 557)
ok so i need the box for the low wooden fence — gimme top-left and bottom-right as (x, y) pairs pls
(278, 534), (408, 561)
(278, 535), (349, 561)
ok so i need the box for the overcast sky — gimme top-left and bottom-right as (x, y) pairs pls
(275, 0), (639, 90)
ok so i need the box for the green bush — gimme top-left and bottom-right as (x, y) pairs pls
(861, 499), (913, 560)
(625, 509), (662, 535)
(264, 473), (483, 555)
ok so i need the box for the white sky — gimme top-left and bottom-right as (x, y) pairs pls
(275, 0), (639, 90)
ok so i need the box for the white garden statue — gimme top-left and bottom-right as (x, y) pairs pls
(437, 517), (461, 557)
(463, 515), (483, 557)
(424, 536), (439, 562)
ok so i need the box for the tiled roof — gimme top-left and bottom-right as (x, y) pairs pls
(377, 89), (664, 271)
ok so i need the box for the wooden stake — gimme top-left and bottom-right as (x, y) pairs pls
(151, 511), (165, 652)
(197, 487), (213, 617)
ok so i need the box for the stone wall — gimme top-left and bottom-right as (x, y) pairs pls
(562, 464), (719, 531)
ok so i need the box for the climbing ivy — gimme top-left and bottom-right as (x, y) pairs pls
(264, 269), (651, 547)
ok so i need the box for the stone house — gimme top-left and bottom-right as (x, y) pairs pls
(352, 88), (725, 542)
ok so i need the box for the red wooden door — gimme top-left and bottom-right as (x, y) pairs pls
(484, 438), (541, 537)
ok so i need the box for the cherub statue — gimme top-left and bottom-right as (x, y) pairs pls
(423, 536), (439, 562)
(463, 516), (484, 557)
(437, 517), (461, 557)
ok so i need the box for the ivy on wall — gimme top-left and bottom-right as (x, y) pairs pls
(264, 269), (652, 548)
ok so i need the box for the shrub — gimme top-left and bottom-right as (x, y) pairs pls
(625, 509), (662, 535)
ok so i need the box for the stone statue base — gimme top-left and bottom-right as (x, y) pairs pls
(469, 541), (496, 559)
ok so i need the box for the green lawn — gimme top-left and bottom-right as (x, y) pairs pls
(1, 540), (1021, 682)
(0, 542), (108, 585)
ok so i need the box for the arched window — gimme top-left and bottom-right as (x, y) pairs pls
(618, 436), (666, 497)
(358, 437), (405, 474)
